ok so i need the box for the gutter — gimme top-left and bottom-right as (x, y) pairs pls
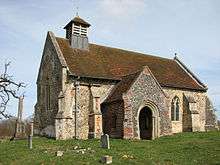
(68, 72), (121, 81)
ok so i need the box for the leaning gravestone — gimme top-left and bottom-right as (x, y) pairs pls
(100, 134), (110, 149)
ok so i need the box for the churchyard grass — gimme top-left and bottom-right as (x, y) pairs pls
(0, 131), (219, 165)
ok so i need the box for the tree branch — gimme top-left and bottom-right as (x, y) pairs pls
(0, 62), (25, 119)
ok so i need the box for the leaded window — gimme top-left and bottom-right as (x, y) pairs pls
(171, 96), (180, 121)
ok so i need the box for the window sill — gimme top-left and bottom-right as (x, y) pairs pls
(171, 121), (181, 123)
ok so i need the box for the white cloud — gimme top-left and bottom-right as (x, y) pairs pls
(97, 0), (146, 21)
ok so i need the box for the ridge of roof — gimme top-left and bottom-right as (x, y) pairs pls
(55, 37), (173, 61)
(104, 66), (167, 103)
(104, 70), (141, 103)
(120, 67), (142, 78)
(55, 36), (207, 91)
(174, 56), (207, 90)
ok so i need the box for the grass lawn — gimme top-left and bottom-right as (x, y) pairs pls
(0, 131), (220, 165)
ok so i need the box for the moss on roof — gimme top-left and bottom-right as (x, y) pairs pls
(55, 37), (206, 91)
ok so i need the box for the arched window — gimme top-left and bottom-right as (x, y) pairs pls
(171, 96), (180, 121)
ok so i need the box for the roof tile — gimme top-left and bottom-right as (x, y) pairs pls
(56, 37), (206, 91)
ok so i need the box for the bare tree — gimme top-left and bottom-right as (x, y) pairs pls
(0, 62), (25, 119)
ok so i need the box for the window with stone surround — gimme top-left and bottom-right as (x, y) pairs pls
(171, 96), (180, 121)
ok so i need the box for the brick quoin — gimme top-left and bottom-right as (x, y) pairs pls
(124, 127), (133, 138)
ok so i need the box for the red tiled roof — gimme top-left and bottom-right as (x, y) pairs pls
(55, 37), (206, 91)
(105, 71), (141, 103)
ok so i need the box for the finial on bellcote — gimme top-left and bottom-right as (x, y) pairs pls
(76, 6), (79, 17)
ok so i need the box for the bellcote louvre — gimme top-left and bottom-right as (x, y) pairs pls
(64, 16), (91, 50)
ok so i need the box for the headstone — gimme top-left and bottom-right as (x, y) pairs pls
(28, 135), (32, 149)
(74, 146), (79, 150)
(28, 121), (34, 149)
(101, 155), (112, 164)
(100, 134), (110, 149)
(56, 151), (63, 157)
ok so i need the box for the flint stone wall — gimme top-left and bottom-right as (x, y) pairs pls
(103, 67), (172, 140)
(55, 78), (115, 139)
(34, 34), (63, 138)
(163, 88), (207, 133)
(124, 68), (172, 139)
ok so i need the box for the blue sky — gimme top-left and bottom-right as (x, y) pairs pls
(0, 0), (220, 119)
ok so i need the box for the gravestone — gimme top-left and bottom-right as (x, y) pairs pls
(28, 135), (32, 149)
(101, 155), (112, 164)
(28, 122), (34, 149)
(56, 151), (63, 157)
(100, 134), (110, 149)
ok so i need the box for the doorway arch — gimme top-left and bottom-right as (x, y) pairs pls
(139, 107), (153, 139)
(137, 101), (160, 140)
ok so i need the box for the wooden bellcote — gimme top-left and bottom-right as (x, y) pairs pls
(64, 16), (91, 50)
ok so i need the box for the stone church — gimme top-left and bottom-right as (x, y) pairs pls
(34, 16), (217, 140)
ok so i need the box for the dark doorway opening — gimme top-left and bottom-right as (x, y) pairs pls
(101, 103), (108, 135)
(139, 107), (153, 140)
